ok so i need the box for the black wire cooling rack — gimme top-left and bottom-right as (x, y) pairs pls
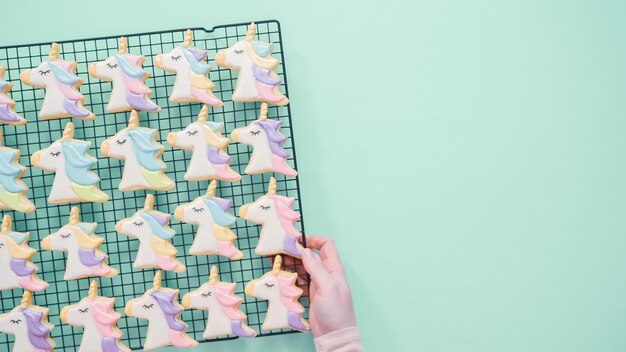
(0, 19), (307, 351)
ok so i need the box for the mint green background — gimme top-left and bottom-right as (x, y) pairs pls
(3, 1), (626, 351)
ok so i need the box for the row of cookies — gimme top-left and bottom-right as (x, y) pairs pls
(1, 261), (309, 351)
(0, 22), (285, 125)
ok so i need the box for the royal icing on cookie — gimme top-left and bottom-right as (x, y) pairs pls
(60, 280), (130, 352)
(41, 207), (117, 281)
(232, 103), (297, 176)
(19, 43), (95, 120)
(154, 30), (223, 106)
(215, 22), (288, 106)
(88, 37), (160, 113)
(0, 131), (35, 213)
(125, 271), (197, 350)
(167, 105), (240, 182)
(115, 195), (185, 272)
(0, 67), (26, 125)
(245, 255), (309, 332)
(0, 215), (47, 292)
(174, 181), (243, 259)
(0, 291), (55, 352)
(32, 122), (109, 204)
(182, 266), (256, 339)
(239, 177), (304, 258)
(101, 110), (174, 192)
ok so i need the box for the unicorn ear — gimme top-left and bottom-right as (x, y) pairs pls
(48, 61), (80, 85)
(205, 121), (223, 133)
(252, 41), (274, 57)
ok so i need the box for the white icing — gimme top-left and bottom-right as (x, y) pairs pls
(248, 275), (289, 331)
(0, 310), (50, 352)
(117, 214), (158, 269)
(155, 48), (195, 102)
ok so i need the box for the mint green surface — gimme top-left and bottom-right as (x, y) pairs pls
(3, 1), (626, 351)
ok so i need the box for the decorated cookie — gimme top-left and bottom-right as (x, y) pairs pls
(154, 29), (223, 106)
(0, 291), (55, 352)
(167, 105), (240, 182)
(0, 67), (26, 125)
(41, 207), (117, 281)
(88, 37), (160, 113)
(231, 103), (297, 176)
(32, 122), (108, 203)
(125, 271), (197, 350)
(101, 110), (174, 192)
(0, 131), (35, 213)
(215, 22), (288, 106)
(60, 280), (130, 352)
(115, 195), (185, 272)
(174, 181), (243, 259)
(182, 266), (256, 339)
(240, 177), (304, 258)
(245, 255), (309, 332)
(0, 215), (47, 292)
(19, 42), (94, 120)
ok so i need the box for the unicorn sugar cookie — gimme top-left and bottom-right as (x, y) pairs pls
(245, 255), (310, 332)
(88, 37), (160, 113)
(32, 122), (109, 204)
(20, 42), (95, 120)
(215, 22), (288, 106)
(60, 280), (130, 352)
(0, 67), (26, 125)
(0, 131), (35, 213)
(240, 177), (304, 258)
(0, 215), (48, 292)
(174, 180), (243, 259)
(115, 194), (185, 272)
(232, 103), (297, 176)
(154, 29), (223, 106)
(0, 291), (55, 352)
(41, 207), (118, 280)
(125, 271), (198, 350)
(182, 266), (256, 339)
(167, 105), (240, 182)
(101, 110), (175, 192)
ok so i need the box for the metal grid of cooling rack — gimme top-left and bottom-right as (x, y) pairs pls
(0, 19), (308, 351)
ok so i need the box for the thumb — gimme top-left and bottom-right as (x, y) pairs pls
(302, 248), (330, 287)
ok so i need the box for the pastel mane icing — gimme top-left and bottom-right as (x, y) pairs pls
(232, 103), (297, 176)
(101, 110), (174, 192)
(154, 30), (222, 106)
(60, 280), (130, 352)
(19, 43), (95, 120)
(0, 215), (47, 292)
(41, 207), (117, 280)
(32, 122), (109, 204)
(182, 266), (256, 339)
(115, 195), (185, 273)
(175, 180), (244, 259)
(0, 291), (55, 352)
(0, 67), (26, 125)
(215, 22), (288, 106)
(167, 105), (240, 182)
(89, 37), (160, 113)
(0, 131), (35, 213)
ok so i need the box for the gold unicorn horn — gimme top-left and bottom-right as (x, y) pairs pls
(246, 22), (256, 42)
(118, 36), (128, 54)
(259, 103), (268, 120)
(144, 194), (154, 211)
(1, 214), (11, 233)
(128, 110), (139, 128)
(272, 255), (282, 273)
(209, 266), (218, 284)
(21, 291), (33, 307)
(88, 280), (98, 298)
(49, 43), (60, 60)
(207, 180), (217, 198)
(69, 207), (80, 224)
(153, 270), (162, 290)
(197, 105), (209, 122)
(268, 177), (276, 195)
(62, 122), (74, 141)
(183, 29), (193, 48)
